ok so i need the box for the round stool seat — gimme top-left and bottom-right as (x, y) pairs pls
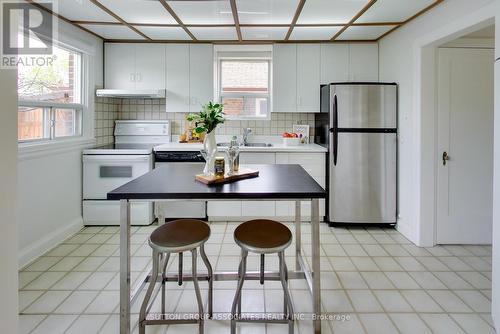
(234, 219), (292, 254)
(149, 219), (210, 252)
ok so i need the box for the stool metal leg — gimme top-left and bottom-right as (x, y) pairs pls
(161, 252), (171, 317)
(191, 249), (204, 334)
(260, 254), (265, 285)
(139, 250), (160, 334)
(279, 251), (294, 334)
(178, 252), (183, 286)
(231, 250), (248, 334)
(279, 252), (289, 317)
(199, 243), (213, 319)
(237, 260), (242, 316)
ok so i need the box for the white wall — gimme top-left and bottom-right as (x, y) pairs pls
(379, 0), (498, 330)
(379, 0), (496, 244)
(0, 63), (19, 333)
(18, 19), (103, 267)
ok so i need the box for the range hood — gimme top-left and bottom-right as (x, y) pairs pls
(96, 89), (166, 99)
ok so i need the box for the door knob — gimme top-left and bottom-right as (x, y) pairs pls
(442, 151), (450, 166)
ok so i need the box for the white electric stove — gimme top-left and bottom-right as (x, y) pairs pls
(83, 120), (170, 226)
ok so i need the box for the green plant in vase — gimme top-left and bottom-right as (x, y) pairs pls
(186, 102), (225, 175)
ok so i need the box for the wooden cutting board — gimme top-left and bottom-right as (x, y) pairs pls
(195, 168), (259, 185)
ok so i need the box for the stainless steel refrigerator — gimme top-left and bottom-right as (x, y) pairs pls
(315, 83), (397, 226)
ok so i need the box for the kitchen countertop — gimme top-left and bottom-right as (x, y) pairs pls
(108, 164), (326, 200)
(154, 142), (327, 153)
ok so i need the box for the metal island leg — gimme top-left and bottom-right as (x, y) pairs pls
(120, 199), (131, 334)
(311, 198), (321, 334)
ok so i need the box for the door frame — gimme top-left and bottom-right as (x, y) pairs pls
(412, 13), (495, 247)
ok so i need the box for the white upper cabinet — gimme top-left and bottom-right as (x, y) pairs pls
(349, 44), (379, 82)
(320, 44), (349, 84)
(273, 44), (297, 113)
(297, 44), (320, 112)
(105, 43), (136, 90)
(189, 44), (213, 113)
(165, 44), (213, 113)
(135, 44), (166, 90)
(166, 44), (190, 113)
(105, 43), (166, 90)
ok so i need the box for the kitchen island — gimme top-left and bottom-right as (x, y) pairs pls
(108, 163), (326, 334)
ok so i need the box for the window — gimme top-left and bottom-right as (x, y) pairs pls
(18, 43), (83, 142)
(215, 47), (272, 119)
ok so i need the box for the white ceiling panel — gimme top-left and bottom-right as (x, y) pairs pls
(297, 0), (370, 24)
(236, 0), (299, 24)
(190, 27), (237, 40)
(337, 25), (395, 40)
(241, 27), (288, 40)
(98, 0), (177, 24)
(79, 24), (145, 40)
(290, 26), (342, 40)
(168, 1), (234, 24)
(136, 26), (191, 40)
(34, 0), (118, 22)
(357, 0), (435, 23)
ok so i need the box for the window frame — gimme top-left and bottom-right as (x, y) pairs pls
(214, 46), (273, 120)
(17, 42), (86, 144)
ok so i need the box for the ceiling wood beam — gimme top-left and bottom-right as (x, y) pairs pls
(376, 0), (445, 41)
(158, 0), (197, 41)
(69, 21), (402, 28)
(330, 0), (378, 41)
(285, 0), (306, 41)
(229, 0), (242, 42)
(24, 0), (104, 40)
(89, 0), (151, 40)
(104, 39), (378, 44)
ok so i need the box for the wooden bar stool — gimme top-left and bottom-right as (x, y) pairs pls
(139, 219), (213, 334)
(231, 219), (295, 334)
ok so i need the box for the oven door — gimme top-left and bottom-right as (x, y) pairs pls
(83, 154), (152, 199)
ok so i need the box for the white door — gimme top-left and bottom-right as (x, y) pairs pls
(135, 44), (166, 90)
(436, 48), (494, 244)
(297, 44), (320, 112)
(349, 44), (378, 82)
(166, 44), (190, 113)
(320, 43), (349, 84)
(273, 44), (297, 112)
(189, 44), (213, 112)
(105, 43), (136, 90)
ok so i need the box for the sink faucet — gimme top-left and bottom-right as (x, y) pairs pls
(242, 128), (252, 146)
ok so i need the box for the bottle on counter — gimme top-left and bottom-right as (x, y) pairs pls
(228, 135), (240, 173)
(214, 156), (225, 178)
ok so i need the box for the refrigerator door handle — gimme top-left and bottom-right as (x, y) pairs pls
(329, 94), (339, 166)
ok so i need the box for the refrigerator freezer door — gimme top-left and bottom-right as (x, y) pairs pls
(332, 84), (397, 129)
(329, 132), (397, 223)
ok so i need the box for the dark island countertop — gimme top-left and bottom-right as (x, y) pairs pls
(107, 164), (326, 200)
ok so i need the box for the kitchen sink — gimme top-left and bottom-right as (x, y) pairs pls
(217, 142), (272, 147)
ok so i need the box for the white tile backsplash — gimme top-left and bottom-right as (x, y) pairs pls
(93, 98), (316, 144)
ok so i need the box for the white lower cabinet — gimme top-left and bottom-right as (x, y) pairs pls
(208, 152), (325, 221)
(275, 153), (326, 220)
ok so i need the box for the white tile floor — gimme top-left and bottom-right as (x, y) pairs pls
(18, 222), (495, 334)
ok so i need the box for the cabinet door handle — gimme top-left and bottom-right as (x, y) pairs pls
(130, 73), (135, 82)
(136, 73), (142, 82)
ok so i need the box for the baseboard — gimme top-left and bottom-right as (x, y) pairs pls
(208, 216), (325, 222)
(18, 217), (83, 269)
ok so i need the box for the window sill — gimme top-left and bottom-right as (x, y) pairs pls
(18, 137), (96, 161)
